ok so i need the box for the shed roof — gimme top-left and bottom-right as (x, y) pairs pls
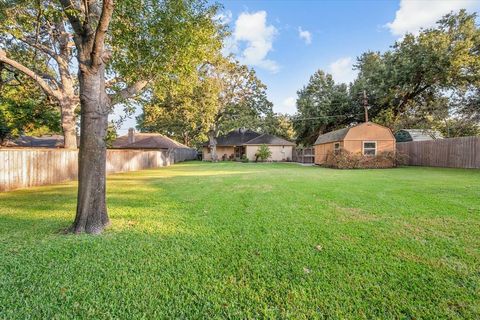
(395, 129), (443, 142)
(314, 127), (350, 145)
(243, 133), (296, 146)
(113, 133), (189, 149)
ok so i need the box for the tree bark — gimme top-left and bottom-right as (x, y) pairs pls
(70, 64), (110, 234)
(208, 129), (218, 162)
(60, 101), (77, 149)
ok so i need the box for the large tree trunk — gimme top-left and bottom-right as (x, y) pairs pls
(70, 65), (110, 234)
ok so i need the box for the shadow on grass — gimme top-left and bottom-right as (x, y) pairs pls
(0, 167), (257, 238)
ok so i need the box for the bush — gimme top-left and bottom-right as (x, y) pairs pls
(324, 149), (405, 169)
(241, 154), (249, 163)
(255, 144), (272, 162)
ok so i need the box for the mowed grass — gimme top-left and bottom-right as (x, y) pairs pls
(0, 162), (479, 319)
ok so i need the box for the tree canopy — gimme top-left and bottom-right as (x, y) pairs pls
(294, 10), (480, 145)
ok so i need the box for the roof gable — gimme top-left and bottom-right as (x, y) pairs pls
(113, 133), (189, 149)
(243, 133), (295, 146)
(204, 129), (261, 147)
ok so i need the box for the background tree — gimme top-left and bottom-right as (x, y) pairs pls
(0, 2), (81, 148)
(139, 57), (274, 155)
(260, 112), (296, 141)
(0, 70), (61, 145)
(138, 63), (220, 147)
(206, 58), (273, 161)
(352, 10), (480, 135)
(294, 70), (357, 145)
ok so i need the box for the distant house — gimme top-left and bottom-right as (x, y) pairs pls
(395, 129), (443, 142)
(314, 122), (396, 165)
(6, 135), (65, 148)
(202, 128), (296, 161)
(113, 128), (190, 150)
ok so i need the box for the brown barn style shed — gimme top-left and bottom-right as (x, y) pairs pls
(314, 122), (396, 166)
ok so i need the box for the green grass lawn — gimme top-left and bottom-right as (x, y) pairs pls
(1, 162), (479, 319)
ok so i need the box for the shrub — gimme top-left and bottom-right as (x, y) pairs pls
(255, 144), (272, 162)
(324, 149), (405, 169)
(241, 154), (249, 163)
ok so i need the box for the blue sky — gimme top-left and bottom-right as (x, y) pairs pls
(114, 0), (480, 133)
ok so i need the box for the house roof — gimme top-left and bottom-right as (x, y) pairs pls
(113, 133), (189, 149)
(10, 135), (64, 148)
(395, 129), (443, 142)
(314, 127), (351, 145)
(243, 133), (296, 146)
(204, 129), (261, 147)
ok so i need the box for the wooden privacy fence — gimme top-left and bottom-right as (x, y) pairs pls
(0, 148), (175, 192)
(396, 136), (480, 168)
(292, 147), (315, 164)
(173, 148), (197, 163)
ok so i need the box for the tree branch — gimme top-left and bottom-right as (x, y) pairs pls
(58, 0), (85, 36)
(91, 0), (114, 68)
(0, 49), (61, 100)
(109, 80), (149, 105)
(16, 36), (58, 60)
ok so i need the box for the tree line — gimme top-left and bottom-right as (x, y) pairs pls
(294, 10), (480, 146)
(293, 10), (480, 145)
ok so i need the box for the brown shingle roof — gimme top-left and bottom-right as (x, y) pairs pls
(11, 135), (64, 148)
(113, 133), (189, 149)
(314, 127), (351, 145)
(203, 129), (261, 147)
(243, 133), (295, 146)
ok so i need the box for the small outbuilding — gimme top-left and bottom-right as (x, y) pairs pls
(394, 129), (443, 142)
(314, 122), (396, 165)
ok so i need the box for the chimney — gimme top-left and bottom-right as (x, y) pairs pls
(128, 128), (135, 144)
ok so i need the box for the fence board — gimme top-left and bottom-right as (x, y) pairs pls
(0, 148), (185, 192)
(396, 136), (480, 168)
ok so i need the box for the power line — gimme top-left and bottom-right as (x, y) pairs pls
(290, 113), (364, 121)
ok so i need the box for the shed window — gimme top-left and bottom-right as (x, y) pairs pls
(363, 141), (376, 156)
(334, 142), (340, 153)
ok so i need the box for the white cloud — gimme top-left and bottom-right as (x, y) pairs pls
(233, 11), (279, 73)
(298, 27), (312, 45)
(386, 0), (479, 36)
(329, 57), (358, 84)
(274, 96), (297, 114)
(283, 96), (296, 110)
(215, 10), (232, 25)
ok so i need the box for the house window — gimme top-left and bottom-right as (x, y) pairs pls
(363, 141), (377, 156)
(334, 142), (340, 151)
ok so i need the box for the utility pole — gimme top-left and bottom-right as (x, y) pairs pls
(363, 90), (369, 122)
